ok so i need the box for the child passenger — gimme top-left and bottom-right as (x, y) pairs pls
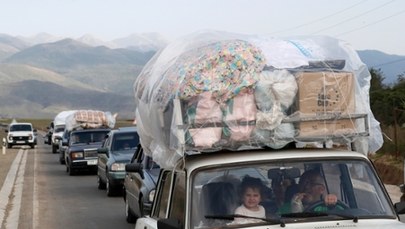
(233, 176), (266, 223)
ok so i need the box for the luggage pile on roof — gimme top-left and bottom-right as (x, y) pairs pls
(133, 31), (383, 168)
(65, 110), (116, 131)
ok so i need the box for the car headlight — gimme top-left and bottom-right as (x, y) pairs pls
(71, 152), (83, 159)
(148, 189), (155, 202)
(29, 134), (33, 140)
(110, 163), (126, 171)
(8, 135), (13, 141)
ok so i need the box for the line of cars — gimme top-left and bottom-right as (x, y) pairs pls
(48, 122), (159, 225)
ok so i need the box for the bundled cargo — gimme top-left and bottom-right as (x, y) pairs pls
(133, 31), (383, 168)
(54, 110), (77, 126)
(65, 110), (116, 131)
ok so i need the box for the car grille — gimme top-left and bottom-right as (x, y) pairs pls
(84, 148), (98, 158)
(12, 136), (29, 141)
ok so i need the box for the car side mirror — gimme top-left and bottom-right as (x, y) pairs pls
(394, 201), (405, 214)
(125, 163), (144, 179)
(5, 130), (8, 133)
(97, 148), (109, 156)
(33, 129), (37, 132)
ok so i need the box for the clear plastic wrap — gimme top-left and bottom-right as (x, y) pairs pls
(53, 110), (77, 126)
(133, 30), (383, 168)
(65, 110), (116, 131)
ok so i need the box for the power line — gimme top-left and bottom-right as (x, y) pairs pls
(269, 0), (368, 35)
(335, 9), (405, 36)
(311, 0), (397, 34)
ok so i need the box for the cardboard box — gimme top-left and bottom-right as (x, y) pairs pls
(296, 71), (356, 136)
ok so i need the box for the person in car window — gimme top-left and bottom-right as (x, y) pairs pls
(291, 169), (339, 213)
(234, 176), (266, 223)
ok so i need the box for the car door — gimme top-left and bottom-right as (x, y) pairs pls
(97, 133), (112, 182)
(125, 145), (144, 217)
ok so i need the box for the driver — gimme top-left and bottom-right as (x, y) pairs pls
(291, 169), (339, 213)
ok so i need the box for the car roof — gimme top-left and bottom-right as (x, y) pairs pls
(180, 148), (368, 173)
(71, 128), (111, 133)
(9, 122), (32, 126)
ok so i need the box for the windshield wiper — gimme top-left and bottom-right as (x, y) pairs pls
(205, 214), (286, 227)
(281, 211), (359, 223)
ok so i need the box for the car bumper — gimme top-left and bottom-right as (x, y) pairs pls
(70, 158), (98, 169)
(8, 140), (36, 145)
(108, 171), (126, 185)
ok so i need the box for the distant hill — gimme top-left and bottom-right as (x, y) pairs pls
(0, 34), (29, 60)
(0, 32), (404, 119)
(357, 50), (405, 85)
(0, 80), (134, 119)
(2, 38), (155, 96)
(4, 38), (154, 70)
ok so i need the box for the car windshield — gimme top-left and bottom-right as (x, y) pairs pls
(71, 131), (109, 144)
(10, 124), (32, 131)
(191, 158), (396, 228)
(111, 132), (139, 152)
(54, 126), (65, 133)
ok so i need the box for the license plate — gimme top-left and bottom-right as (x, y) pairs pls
(16, 141), (25, 144)
(87, 159), (98, 165)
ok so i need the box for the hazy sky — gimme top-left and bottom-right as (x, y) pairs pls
(1, 0), (405, 55)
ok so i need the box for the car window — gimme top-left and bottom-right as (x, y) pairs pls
(112, 132), (139, 151)
(190, 159), (395, 228)
(54, 127), (65, 133)
(155, 171), (172, 218)
(71, 131), (109, 144)
(10, 124), (32, 131)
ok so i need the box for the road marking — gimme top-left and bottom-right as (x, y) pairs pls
(5, 149), (27, 228)
(33, 147), (39, 229)
(0, 149), (24, 227)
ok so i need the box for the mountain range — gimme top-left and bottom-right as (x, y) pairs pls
(0, 33), (404, 119)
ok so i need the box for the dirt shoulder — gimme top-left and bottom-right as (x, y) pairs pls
(0, 148), (18, 188)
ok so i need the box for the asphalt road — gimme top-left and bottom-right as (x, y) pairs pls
(1, 134), (134, 229)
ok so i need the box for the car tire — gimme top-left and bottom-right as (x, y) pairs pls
(68, 164), (75, 176)
(125, 197), (137, 223)
(30, 144), (35, 149)
(97, 175), (106, 190)
(6, 143), (12, 149)
(59, 155), (65, 165)
(106, 177), (115, 197)
(52, 145), (57, 154)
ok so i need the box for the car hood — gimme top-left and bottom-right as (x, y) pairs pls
(8, 131), (33, 136)
(110, 151), (133, 163)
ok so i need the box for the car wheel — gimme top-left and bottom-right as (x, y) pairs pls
(6, 143), (12, 149)
(106, 177), (115, 197)
(68, 164), (75, 176)
(52, 145), (57, 154)
(59, 155), (65, 165)
(97, 175), (106, 190)
(30, 144), (35, 149)
(125, 197), (137, 223)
